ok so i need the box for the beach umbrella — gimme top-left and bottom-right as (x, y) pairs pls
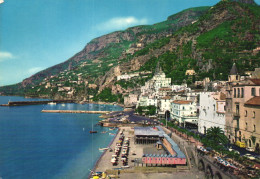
(102, 172), (106, 178)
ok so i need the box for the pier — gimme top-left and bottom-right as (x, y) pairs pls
(41, 110), (110, 114)
(0, 100), (75, 106)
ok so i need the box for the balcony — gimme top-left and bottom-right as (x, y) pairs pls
(233, 112), (240, 120)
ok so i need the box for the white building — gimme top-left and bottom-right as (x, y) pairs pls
(137, 95), (149, 107)
(137, 68), (171, 108)
(117, 73), (139, 81)
(140, 69), (171, 96)
(198, 92), (226, 134)
(124, 94), (138, 107)
(170, 100), (198, 127)
(158, 96), (172, 116)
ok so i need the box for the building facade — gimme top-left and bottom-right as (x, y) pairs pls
(198, 92), (226, 134)
(170, 100), (198, 127)
(225, 64), (260, 152)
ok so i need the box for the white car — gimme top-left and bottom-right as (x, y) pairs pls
(246, 147), (254, 152)
(228, 148), (240, 155)
(244, 154), (255, 160)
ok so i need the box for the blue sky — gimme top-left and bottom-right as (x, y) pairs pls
(0, 0), (259, 86)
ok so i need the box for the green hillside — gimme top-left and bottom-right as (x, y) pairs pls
(1, 0), (259, 102)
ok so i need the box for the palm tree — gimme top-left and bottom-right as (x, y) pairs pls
(203, 127), (229, 148)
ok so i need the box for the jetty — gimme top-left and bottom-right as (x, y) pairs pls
(41, 110), (110, 114)
(0, 100), (75, 106)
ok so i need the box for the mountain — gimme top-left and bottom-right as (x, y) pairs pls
(0, 0), (259, 102)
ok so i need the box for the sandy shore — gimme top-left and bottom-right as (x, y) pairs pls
(91, 126), (205, 179)
(93, 127), (143, 173)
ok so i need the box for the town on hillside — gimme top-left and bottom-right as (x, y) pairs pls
(90, 63), (260, 179)
(125, 63), (260, 153)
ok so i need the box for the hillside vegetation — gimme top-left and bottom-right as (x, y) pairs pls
(0, 0), (259, 102)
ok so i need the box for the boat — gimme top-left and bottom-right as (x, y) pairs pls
(101, 131), (107, 134)
(48, 102), (56, 105)
(89, 131), (97, 134)
(99, 147), (109, 151)
(89, 115), (97, 134)
(109, 133), (116, 136)
(61, 103), (65, 106)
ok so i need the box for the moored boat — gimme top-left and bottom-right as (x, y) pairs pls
(89, 131), (97, 134)
(48, 102), (56, 105)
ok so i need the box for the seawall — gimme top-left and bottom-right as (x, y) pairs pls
(0, 100), (75, 106)
(41, 110), (111, 114)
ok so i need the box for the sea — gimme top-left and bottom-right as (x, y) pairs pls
(0, 96), (122, 179)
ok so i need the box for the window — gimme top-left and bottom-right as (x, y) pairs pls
(251, 88), (256, 96)
(238, 88), (240, 98)
(254, 125), (256, 132)
(253, 111), (255, 118)
(241, 88), (244, 98)
(234, 88), (236, 98)
(245, 110), (247, 117)
(245, 123), (248, 130)
(236, 104), (239, 115)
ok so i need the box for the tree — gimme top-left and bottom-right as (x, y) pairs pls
(136, 106), (143, 115)
(147, 105), (156, 115)
(203, 127), (229, 149)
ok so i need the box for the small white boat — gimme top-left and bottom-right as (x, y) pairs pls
(61, 104), (65, 106)
(48, 102), (56, 105)
(99, 147), (109, 151)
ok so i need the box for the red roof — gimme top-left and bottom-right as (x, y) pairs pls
(162, 96), (171, 100)
(172, 100), (192, 104)
(250, 79), (260, 85)
(159, 88), (172, 91)
(245, 96), (260, 106)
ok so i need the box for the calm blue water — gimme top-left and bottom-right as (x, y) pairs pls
(0, 96), (122, 179)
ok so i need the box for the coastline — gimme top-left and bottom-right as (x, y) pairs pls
(87, 128), (120, 179)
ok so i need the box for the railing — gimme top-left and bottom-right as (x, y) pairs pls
(233, 112), (240, 119)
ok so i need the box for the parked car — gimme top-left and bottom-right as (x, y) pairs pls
(229, 148), (240, 155)
(244, 154), (256, 160)
(246, 147), (255, 152)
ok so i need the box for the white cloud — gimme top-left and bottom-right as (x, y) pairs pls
(0, 51), (15, 62)
(96, 16), (148, 31)
(28, 67), (43, 75)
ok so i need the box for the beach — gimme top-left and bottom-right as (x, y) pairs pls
(93, 127), (143, 172)
(91, 126), (205, 179)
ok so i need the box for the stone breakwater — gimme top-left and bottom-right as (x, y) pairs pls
(0, 100), (75, 106)
(41, 110), (111, 114)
